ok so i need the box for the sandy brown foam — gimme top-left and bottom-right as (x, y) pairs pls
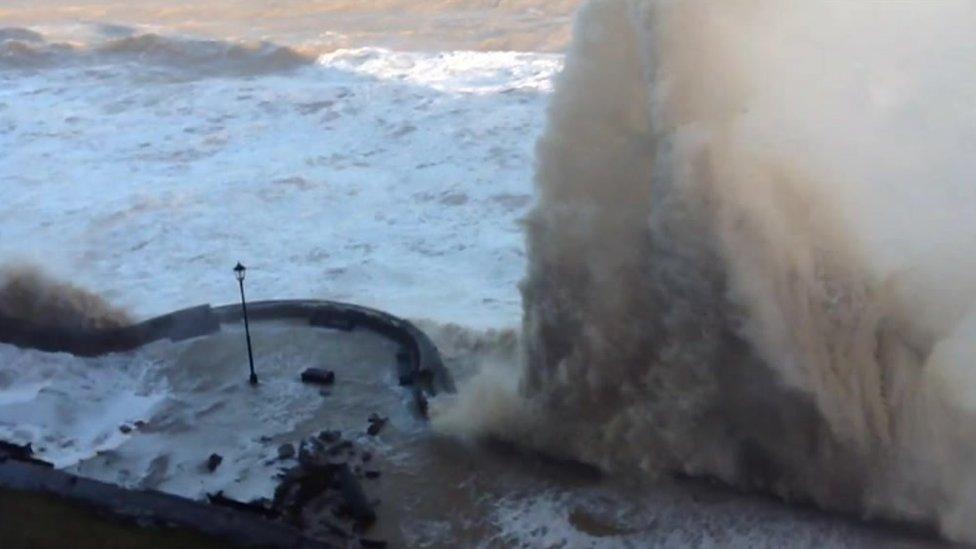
(0, 265), (131, 332)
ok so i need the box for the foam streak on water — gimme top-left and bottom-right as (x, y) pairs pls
(0, 28), (562, 328)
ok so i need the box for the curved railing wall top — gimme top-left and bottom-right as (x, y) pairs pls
(0, 299), (454, 400)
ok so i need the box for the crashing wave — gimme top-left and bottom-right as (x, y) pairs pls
(434, 0), (976, 542)
(0, 264), (131, 333)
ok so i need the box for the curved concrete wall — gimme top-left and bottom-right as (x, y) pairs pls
(0, 299), (454, 405)
(0, 299), (455, 547)
(0, 459), (326, 548)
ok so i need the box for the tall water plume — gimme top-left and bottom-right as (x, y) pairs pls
(434, 0), (976, 541)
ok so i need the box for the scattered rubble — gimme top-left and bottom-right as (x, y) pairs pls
(327, 440), (353, 457)
(318, 430), (341, 443)
(366, 414), (387, 437)
(209, 429), (391, 546)
(332, 462), (376, 525)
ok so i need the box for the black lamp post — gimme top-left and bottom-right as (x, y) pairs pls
(234, 262), (258, 385)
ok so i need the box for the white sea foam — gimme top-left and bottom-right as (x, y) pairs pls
(1, 30), (559, 329)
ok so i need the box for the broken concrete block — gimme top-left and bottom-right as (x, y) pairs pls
(318, 430), (341, 443)
(207, 453), (223, 472)
(301, 368), (335, 386)
(278, 443), (296, 460)
(298, 438), (327, 468)
(334, 463), (376, 527)
(327, 440), (353, 456)
(366, 414), (387, 436)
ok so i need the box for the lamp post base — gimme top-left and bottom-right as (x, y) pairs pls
(249, 373), (259, 385)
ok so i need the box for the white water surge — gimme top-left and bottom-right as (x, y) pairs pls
(434, 0), (976, 542)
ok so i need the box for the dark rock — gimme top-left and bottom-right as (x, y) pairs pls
(315, 519), (353, 540)
(278, 443), (296, 460)
(0, 441), (32, 460)
(318, 430), (341, 443)
(119, 424), (133, 434)
(298, 438), (326, 468)
(0, 440), (52, 467)
(249, 497), (273, 509)
(334, 463), (376, 527)
(139, 455), (170, 490)
(359, 539), (387, 548)
(206, 453), (223, 472)
(366, 414), (388, 437)
(134, 420), (147, 429)
(364, 470), (380, 480)
(264, 429), (385, 540)
(323, 453), (349, 467)
(327, 440), (353, 456)
(307, 436), (325, 451)
(273, 463), (343, 529)
(361, 451), (372, 462)
(276, 466), (307, 484)
(301, 368), (335, 386)
(413, 388), (429, 418)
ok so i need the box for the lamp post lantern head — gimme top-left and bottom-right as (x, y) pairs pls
(234, 262), (246, 282)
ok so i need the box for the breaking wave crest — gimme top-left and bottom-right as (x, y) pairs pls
(0, 265), (131, 332)
(433, 0), (976, 542)
(0, 27), (311, 76)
